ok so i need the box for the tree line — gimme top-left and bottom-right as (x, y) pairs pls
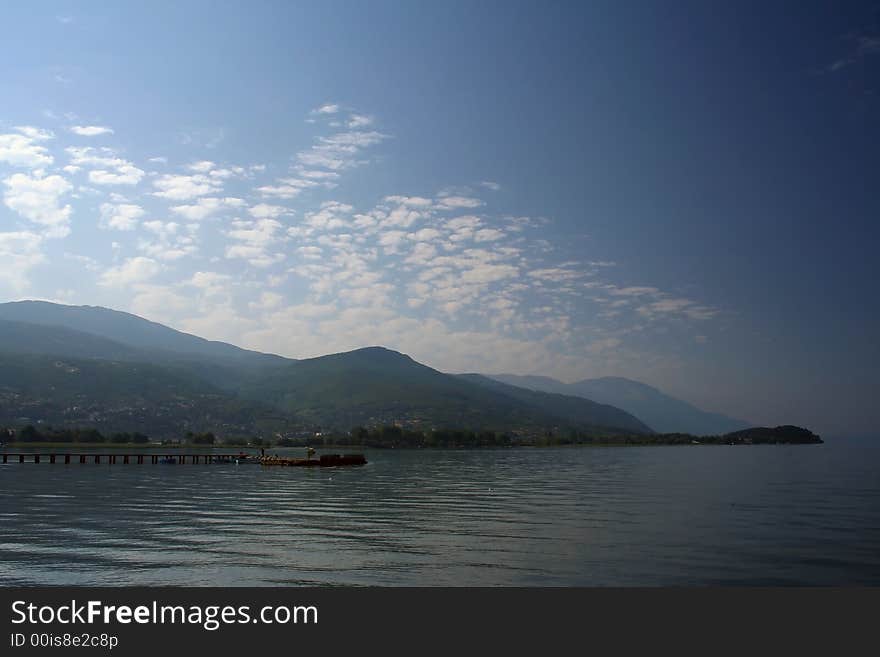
(7, 425), (150, 444)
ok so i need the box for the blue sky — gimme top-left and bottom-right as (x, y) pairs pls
(1, 1), (878, 437)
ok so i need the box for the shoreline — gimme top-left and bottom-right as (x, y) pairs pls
(1, 440), (824, 450)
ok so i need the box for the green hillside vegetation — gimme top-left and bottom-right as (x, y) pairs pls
(235, 347), (650, 434)
(0, 352), (297, 437)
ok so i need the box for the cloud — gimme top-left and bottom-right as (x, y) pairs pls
(248, 203), (287, 219)
(0, 231), (45, 293)
(823, 30), (880, 73)
(69, 125), (114, 137)
(437, 195), (483, 210)
(98, 256), (161, 287)
(138, 221), (197, 260)
(473, 228), (505, 242)
(187, 160), (215, 173)
(188, 271), (231, 293)
(528, 267), (582, 282)
(609, 286), (660, 297)
(66, 147), (144, 185)
(257, 177), (318, 199)
(153, 173), (221, 200)
(2, 172), (72, 237)
(0, 127), (54, 168)
(347, 114), (373, 128)
(296, 130), (387, 171)
(99, 202), (144, 230)
(169, 196), (245, 221)
(312, 103), (340, 115)
(225, 218), (285, 267)
(0, 105), (726, 389)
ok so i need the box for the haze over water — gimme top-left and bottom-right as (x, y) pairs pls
(2, 443), (879, 586)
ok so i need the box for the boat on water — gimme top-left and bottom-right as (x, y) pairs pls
(212, 453), (258, 464)
(260, 453), (367, 467)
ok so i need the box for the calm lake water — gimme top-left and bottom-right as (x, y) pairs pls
(1, 441), (878, 586)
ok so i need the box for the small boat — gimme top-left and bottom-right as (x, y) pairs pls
(261, 453), (367, 468)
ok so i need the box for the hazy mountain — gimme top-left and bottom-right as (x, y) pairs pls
(0, 352), (295, 437)
(237, 347), (651, 435)
(0, 300), (288, 368)
(0, 319), (146, 362)
(0, 302), (650, 438)
(489, 374), (750, 435)
(457, 373), (653, 434)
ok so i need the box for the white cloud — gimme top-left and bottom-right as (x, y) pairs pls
(69, 125), (114, 137)
(312, 103), (340, 115)
(248, 203), (287, 219)
(0, 231), (45, 293)
(347, 114), (373, 128)
(225, 218), (284, 267)
(257, 177), (317, 199)
(190, 271), (229, 287)
(528, 267), (582, 282)
(297, 130), (387, 171)
(0, 127), (54, 168)
(152, 173), (220, 200)
(66, 147), (144, 185)
(187, 160), (215, 173)
(2, 172), (72, 237)
(138, 221), (197, 261)
(408, 228), (443, 242)
(297, 245), (324, 260)
(98, 257), (161, 287)
(437, 195), (483, 210)
(609, 286), (660, 297)
(99, 202), (144, 231)
(170, 196), (245, 221)
(473, 228), (505, 242)
(296, 168), (340, 181)
(249, 291), (284, 311)
(303, 201), (352, 231)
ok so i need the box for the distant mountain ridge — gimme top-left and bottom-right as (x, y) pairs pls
(0, 301), (651, 438)
(0, 300), (288, 368)
(488, 374), (750, 435)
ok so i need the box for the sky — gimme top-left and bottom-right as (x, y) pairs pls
(1, 1), (878, 437)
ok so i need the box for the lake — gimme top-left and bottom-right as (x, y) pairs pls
(1, 441), (878, 586)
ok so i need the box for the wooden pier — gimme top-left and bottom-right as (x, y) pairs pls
(0, 453), (256, 465)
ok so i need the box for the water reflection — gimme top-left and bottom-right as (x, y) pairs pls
(1, 444), (878, 585)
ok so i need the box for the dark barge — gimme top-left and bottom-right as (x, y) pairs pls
(260, 454), (367, 467)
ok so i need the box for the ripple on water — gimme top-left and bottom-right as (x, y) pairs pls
(0, 445), (878, 585)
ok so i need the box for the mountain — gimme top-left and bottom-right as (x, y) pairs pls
(0, 351), (295, 437)
(0, 300), (288, 368)
(488, 374), (749, 435)
(236, 347), (652, 435)
(457, 374), (653, 434)
(0, 319), (146, 362)
(0, 302), (651, 438)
